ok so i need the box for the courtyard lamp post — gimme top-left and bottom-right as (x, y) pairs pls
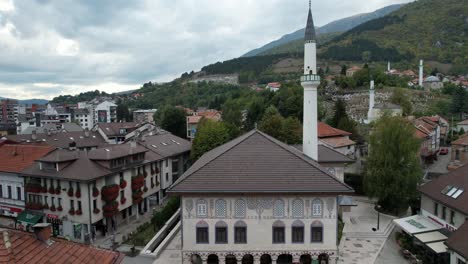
(372, 204), (382, 232)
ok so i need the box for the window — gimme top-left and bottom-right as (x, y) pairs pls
(215, 199), (227, 218)
(197, 200), (207, 217)
(273, 199), (285, 218)
(272, 221), (285, 244)
(215, 222), (228, 244)
(70, 200), (74, 209)
(120, 190), (124, 201)
(16, 187), (21, 200)
(196, 221), (209, 244)
(166, 173), (169, 182)
(450, 210), (455, 225)
(58, 197), (62, 207)
(312, 198), (323, 217)
(93, 199), (97, 209)
(292, 199), (304, 218)
(78, 201), (82, 211)
(442, 206), (447, 220)
(0, 184), (2, 197)
(292, 220), (304, 243)
(7, 186), (12, 199)
(434, 202), (439, 216)
(234, 199), (246, 218)
(311, 221), (323, 242)
(234, 221), (247, 244)
(51, 197), (55, 206)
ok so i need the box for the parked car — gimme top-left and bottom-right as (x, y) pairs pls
(439, 148), (449, 155)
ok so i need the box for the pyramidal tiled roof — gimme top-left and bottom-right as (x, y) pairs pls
(304, 4), (316, 41)
(169, 130), (353, 194)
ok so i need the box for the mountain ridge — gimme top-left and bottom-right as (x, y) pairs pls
(242, 3), (406, 57)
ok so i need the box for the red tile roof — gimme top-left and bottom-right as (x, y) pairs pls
(452, 133), (468, 146)
(0, 145), (53, 173)
(445, 221), (468, 259)
(0, 228), (124, 264)
(318, 122), (351, 138)
(320, 137), (355, 148)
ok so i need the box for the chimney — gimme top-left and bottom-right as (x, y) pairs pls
(419, 59), (424, 87)
(84, 128), (90, 137)
(31, 129), (37, 141)
(33, 223), (53, 245)
(301, 1), (319, 161)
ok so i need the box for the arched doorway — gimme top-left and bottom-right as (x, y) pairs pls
(226, 254), (237, 264)
(260, 254), (272, 264)
(318, 253), (329, 264)
(242, 254), (254, 264)
(207, 254), (219, 264)
(190, 254), (202, 264)
(277, 254), (292, 264)
(300, 254), (312, 264)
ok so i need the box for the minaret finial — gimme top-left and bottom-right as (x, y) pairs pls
(309, 0), (311, 9)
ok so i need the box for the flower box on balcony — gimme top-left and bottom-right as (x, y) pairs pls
(102, 201), (119, 218)
(41, 186), (47, 193)
(120, 197), (127, 205)
(25, 202), (42, 210)
(57, 205), (63, 211)
(67, 188), (74, 197)
(75, 190), (81, 198)
(50, 205), (56, 212)
(69, 209), (75, 215)
(92, 187), (99, 197)
(48, 186), (55, 194)
(75, 209), (82, 215)
(101, 184), (119, 202)
(93, 208), (100, 214)
(131, 175), (144, 190)
(55, 186), (61, 195)
(120, 180), (127, 189)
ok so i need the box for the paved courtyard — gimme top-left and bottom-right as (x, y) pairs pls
(338, 197), (396, 264)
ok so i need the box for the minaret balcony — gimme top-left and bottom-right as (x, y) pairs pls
(300, 74), (321, 83)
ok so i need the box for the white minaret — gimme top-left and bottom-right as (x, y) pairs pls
(301, 0), (320, 161)
(367, 80), (375, 121)
(419, 59), (424, 86)
(387, 61), (391, 72)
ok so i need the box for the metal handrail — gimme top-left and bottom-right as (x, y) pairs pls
(300, 74), (321, 82)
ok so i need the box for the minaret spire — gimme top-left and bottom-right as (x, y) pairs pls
(304, 0), (316, 42)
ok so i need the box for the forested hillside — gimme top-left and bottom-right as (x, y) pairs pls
(320, 0), (468, 73)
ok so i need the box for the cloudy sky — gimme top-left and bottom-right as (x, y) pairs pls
(0, 0), (412, 100)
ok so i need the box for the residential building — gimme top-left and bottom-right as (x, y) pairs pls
(266, 82), (281, 92)
(20, 133), (190, 243)
(345, 66), (361, 77)
(448, 133), (468, 170)
(186, 110), (222, 140)
(412, 116), (441, 163)
(71, 108), (94, 129)
(457, 119), (468, 133)
(0, 123), (16, 136)
(21, 123), (84, 135)
(318, 122), (355, 158)
(5, 130), (106, 151)
(0, 144), (53, 218)
(394, 164), (468, 264)
(166, 4), (354, 264)
(0, 224), (124, 264)
(133, 109), (157, 123)
(94, 101), (117, 124)
(0, 99), (18, 123)
(96, 122), (157, 144)
(39, 104), (72, 128)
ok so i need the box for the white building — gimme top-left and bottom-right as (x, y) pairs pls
(21, 133), (190, 243)
(72, 108), (94, 129)
(167, 4), (353, 264)
(134, 109), (158, 123)
(94, 101), (117, 124)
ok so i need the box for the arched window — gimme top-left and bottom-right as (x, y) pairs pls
(196, 199), (207, 217)
(234, 199), (246, 218)
(215, 199), (227, 218)
(234, 220), (247, 244)
(272, 220), (285, 244)
(312, 198), (323, 217)
(292, 220), (304, 243)
(311, 220), (323, 242)
(196, 221), (209, 244)
(273, 199), (284, 218)
(215, 221), (228, 244)
(292, 199), (304, 218)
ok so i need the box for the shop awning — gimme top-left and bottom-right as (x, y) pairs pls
(16, 211), (42, 225)
(415, 231), (448, 243)
(393, 214), (441, 235)
(426, 241), (448, 254)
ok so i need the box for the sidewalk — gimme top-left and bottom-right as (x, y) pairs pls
(94, 201), (168, 250)
(338, 197), (396, 264)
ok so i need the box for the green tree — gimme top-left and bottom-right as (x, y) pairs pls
(362, 51), (372, 62)
(245, 97), (266, 130)
(390, 88), (412, 116)
(190, 119), (230, 161)
(116, 103), (132, 122)
(221, 99), (243, 128)
(450, 86), (468, 118)
(259, 106), (284, 140)
(364, 115), (422, 214)
(156, 106), (187, 138)
(340, 65), (348, 75)
(281, 117), (302, 144)
(329, 99), (348, 128)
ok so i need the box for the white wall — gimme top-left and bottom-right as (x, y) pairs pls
(181, 195), (338, 253)
(0, 172), (25, 217)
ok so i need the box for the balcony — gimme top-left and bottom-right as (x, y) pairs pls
(300, 74), (321, 83)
